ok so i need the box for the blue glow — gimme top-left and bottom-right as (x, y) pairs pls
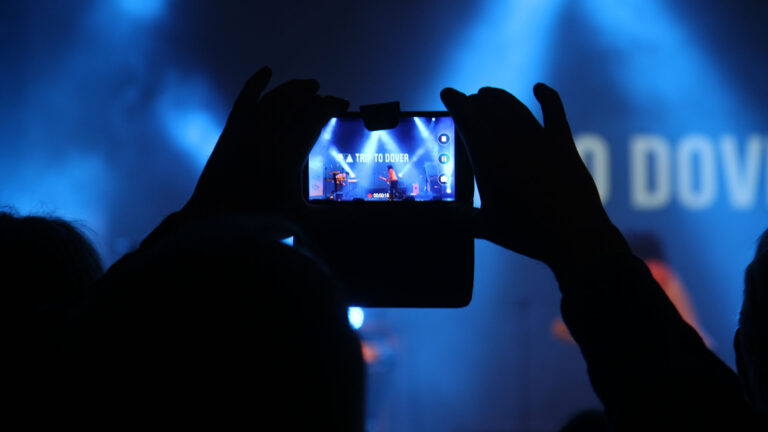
(431, 0), (566, 109)
(398, 146), (426, 177)
(576, 0), (760, 358)
(378, 131), (402, 155)
(0, 151), (111, 255)
(164, 109), (221, 165)
(321, 117), (338, 140)
(155, 77), (225, 168)
(579, 0), (748, 130)
(348, 131), (381, 192)
(347, 307), (365, 330)
(328, 146), (357, 178)
(413, 117), (430, 138)
(429, 0), (566, 207)
(308, 118), (456, 201)
(116, 0), (166, 19)
(360, 130), (381, 154)
(280, 236), (294, 247)
(427, 0), (766, 387)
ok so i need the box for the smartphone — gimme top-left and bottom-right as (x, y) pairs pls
(298, 110), (474, 308)
(306, 113), (466, 203)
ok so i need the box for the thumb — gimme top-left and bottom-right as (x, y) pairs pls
(440, 87), (487, 178)
(291, 95), (350, 165)
(440, 88), (471, 128)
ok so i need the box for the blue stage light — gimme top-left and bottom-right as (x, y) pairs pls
(413, 117), (431, 138)
(398, 146), (426, 177)
(379, 131), (403, 155)
(580, 0), (746, 130)
(350, 131), (382, 186)
(162, 108), (222, 167)
(429, 0), (566, 109)
(361, 131), (381, 154)
(321, 117), (338, 141)
(328, 146), (357, 178)
(280, 236), (294, 247)
(116, 0), (166, 19)
(155, 77), (226, 168)
(348, 307), (365, 330)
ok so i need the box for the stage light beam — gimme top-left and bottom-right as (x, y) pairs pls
(379, 131), (403, 155)
(162, 108), (222, 167)
(398, 146), (426, 177)
(321, 117), (338, 141)
(329, 146), (356, 178)
(413, 117), (431, 138)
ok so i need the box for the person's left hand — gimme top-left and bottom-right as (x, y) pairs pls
(183, 66), (349, 218)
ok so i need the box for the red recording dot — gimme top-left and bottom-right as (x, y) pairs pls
(368, 193), (373, 198)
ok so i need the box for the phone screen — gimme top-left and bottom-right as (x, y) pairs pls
(307, 115), (455, 201)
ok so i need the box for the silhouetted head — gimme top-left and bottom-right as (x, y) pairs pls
(75, 215), (364, 429)
(0, 210), (103, 310)
(1, 210), (103, 421)
(387, 165), (393, 171)
(736, 228), (768, 418)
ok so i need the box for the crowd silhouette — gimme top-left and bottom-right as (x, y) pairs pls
(3, 67), (766, 430)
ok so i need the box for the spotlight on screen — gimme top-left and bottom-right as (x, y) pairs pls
(348, 307), (365, 330)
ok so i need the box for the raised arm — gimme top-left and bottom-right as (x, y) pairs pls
(441, 84), (758, 430)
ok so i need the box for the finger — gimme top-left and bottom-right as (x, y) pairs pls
(441, 88), (480, 157)
(273, 95), (349, 206)
(533, 83), (573, 139)
(299, 95), (349, 153)
(477, 86), (541, 130)
(258, 79), (322, 131)
(440, 88), (484, 151)
(200, 67), (272, 184)
(441, 88), (494, 177)
(319, 95), (350, 120)
(269, 78), (320, 97)
(227, 66), (272, 125)
(440, 87), (468, 109)
(288, 95), (350, 166)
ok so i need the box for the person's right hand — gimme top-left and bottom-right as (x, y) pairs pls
(440, 84), (629, 275)
(184, 67), (349, 220)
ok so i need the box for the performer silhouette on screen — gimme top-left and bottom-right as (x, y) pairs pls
(379, 165), (400, 201)
(332, 170), (347, 201)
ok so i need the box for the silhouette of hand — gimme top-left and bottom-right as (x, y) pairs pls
(184, 67), (349, 218)
(441, 84), (628, 273)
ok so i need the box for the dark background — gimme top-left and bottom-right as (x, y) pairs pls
(2, 1), (767, 430)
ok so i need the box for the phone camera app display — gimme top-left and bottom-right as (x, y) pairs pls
(308, 116), (456, 202)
